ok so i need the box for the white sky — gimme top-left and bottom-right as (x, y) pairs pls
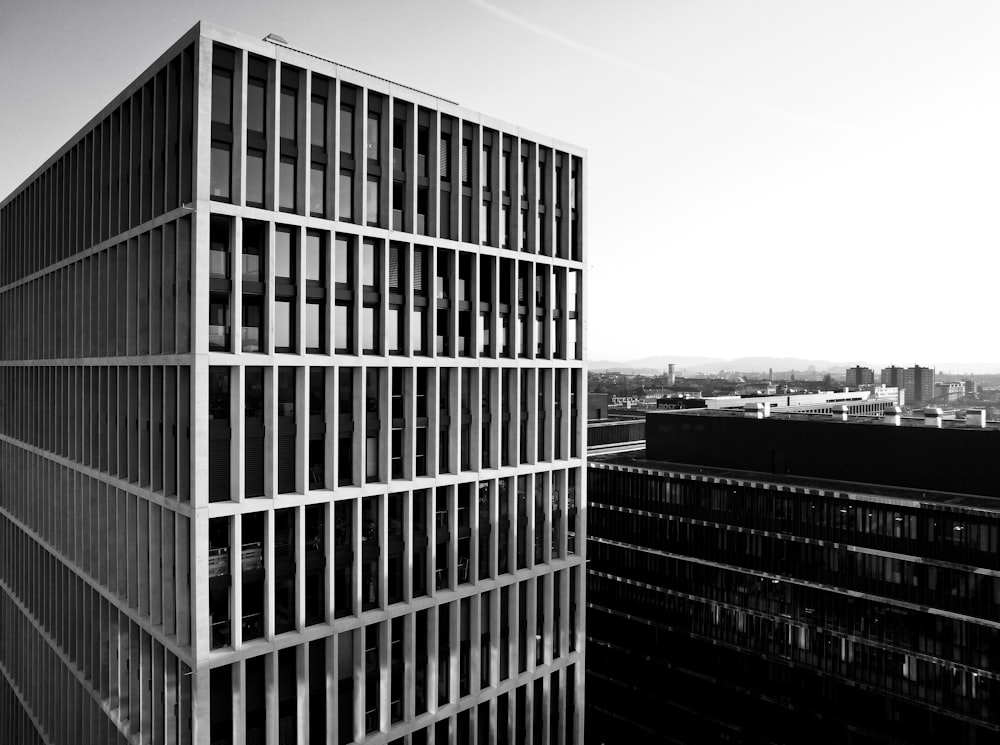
(3, 0), (999, 364)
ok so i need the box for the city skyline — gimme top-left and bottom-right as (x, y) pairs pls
(5, 0), (1000, 363)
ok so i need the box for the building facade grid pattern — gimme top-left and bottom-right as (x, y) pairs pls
(0, 22), (587, 745)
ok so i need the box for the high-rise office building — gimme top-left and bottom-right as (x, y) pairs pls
(0, 22), (587, 745)
(586, 408), (1000, 744)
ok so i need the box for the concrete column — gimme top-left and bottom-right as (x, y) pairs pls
(264, 508), (275, 640)
(295, 503), (306, 630)
(232, 514), (243, 648)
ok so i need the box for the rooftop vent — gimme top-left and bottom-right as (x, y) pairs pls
(264, 33), (288, 45)
(744, 402), (768, 419)
(883, 406), (901, 426)
(831, 404), (848, 422)
(965, 409), (986, 428)
(923, 408), (943, 428)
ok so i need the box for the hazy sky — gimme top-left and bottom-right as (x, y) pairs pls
(3, 0), (1000, 364)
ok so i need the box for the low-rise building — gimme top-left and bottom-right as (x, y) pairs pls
(934, 381), (966, 401)
(587, 407), (1000, 744)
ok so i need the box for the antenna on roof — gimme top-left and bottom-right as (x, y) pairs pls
(264, 33), (288, 45)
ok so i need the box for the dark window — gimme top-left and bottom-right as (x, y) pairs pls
(211, 69), (232, 126)
(311, 97), (326, 149)
(281, 88), (297, 141)
(247, 76), (266, 134)
(246, 151), (265, 207)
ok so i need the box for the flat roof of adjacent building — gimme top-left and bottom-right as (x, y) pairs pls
(658, 407), (999, 430)
(633, 408), (1000, 505)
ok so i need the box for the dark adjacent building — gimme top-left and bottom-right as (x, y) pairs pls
(587, 408), (1000, 744)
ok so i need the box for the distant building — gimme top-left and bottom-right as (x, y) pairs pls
(935, 381), (965, 402)
(737, 382), (778, 396)
(964, 379), (979, 396)
(657, 388), (902, 414)
(587, 407), (1000, 744)
(881, 364), (934, 404)
(845, 365), (875, 387)
(589, 392), (610, 420)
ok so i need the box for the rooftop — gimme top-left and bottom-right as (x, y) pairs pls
(642, 407), (1000, 503)
(656, 406), (999, 430)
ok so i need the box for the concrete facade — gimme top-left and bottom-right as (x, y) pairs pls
(0, 22), (586, 745)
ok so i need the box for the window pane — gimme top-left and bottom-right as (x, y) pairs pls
(412, 309), (424, 354)
(279, 159), (296, 211)
(247, 81), (266, 133)
(281, 89), (296, 140)
(312, 99), (326, 149)
(209, 219), (229, 279)
(440, 137), (449, 179)
(367, 177), (379, 226)
(243, 235), (262, 283)
(210, 146), (231, 200)
(335, 236), (350, 285)
(306, 233), (322, 282)
(242, 298), (264, 352)
(362, 306), (377, 353)
(306, 303), (321, 351)
(387, 307), (400, 353)
(335, 304), (350, 351)
(310, 166), (325, 215)
(339, 172), (353, 221)
(366, 436), (378, 480)
(367, 115), (379, 161)
(211, 70), (232, 126)
(246, 152), (264, 206)
(276, 300), (293, 349)
(362, 240), (376, 287)
(275, 229), (293, 280)
(388, 244), (401, 292)
(340, 106), (353, 155)
(209, 299), (229, 350)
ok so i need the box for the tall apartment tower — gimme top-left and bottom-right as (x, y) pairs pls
(0, 22), (587, 745)
(880, 365), (933, 404)
(844, 365), (874, 388)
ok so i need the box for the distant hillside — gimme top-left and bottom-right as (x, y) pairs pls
(934, 363), (1000, 375)
(589, 356), (1000, 376)
(591, 355), (844, 374)
(686, 357), (848, 374)
(588, 355), (724, 372)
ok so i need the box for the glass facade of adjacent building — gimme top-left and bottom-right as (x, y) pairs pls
(0, 22), (586, 745)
